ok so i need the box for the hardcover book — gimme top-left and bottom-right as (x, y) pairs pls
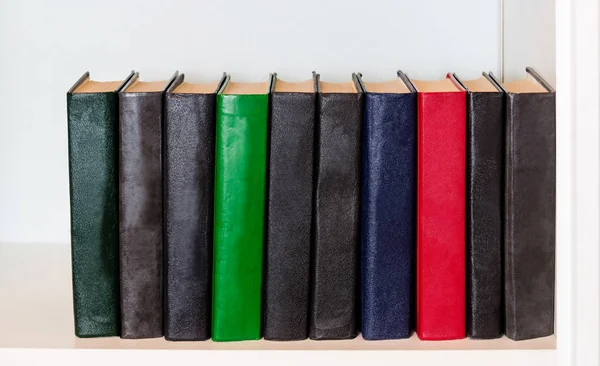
(490, 68), (556, 341)
(310, 73), (363, 340)
(404, 71), (467, 340)
(263, 74), (317, 341)
(67, 71), (134, 337)
(358, 72), (417, 340)
(119, 72), (178, 339)
(212, 74), (273, 341)
(451, 72), (504, 339)
(164, 73), (227, 341)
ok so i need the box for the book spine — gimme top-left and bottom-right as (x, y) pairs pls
(361, 92), (416, 340)
(504, 93), (556, 340)
(164, 93), (215, 341)
(466, 92), (504, 339)
(310, 92), (362, 340)
(67, 92), (121, 337)
(118, 92), (164, 339)
(212, 93), (269, 341)
(416, 91), (467, 340)
(263, 92), (315, 341)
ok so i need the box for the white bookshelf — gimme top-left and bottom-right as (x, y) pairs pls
(0, 242), (555, 363)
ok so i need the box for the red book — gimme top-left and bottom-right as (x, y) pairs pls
(408, 72), (467, 340)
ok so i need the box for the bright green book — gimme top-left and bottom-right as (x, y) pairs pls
(212, 75), (273, 341)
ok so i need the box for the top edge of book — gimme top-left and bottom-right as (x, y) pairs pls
(68, 71), (135, 94)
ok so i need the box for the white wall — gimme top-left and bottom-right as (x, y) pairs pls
(0, 0), (501, 244)
(504, 0), (556, 85)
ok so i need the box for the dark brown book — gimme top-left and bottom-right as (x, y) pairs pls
(263, 74), (317, 341)
(310, 73), (363, 340)
(118, 71), (178, 339)
(490, 68), (556, 341)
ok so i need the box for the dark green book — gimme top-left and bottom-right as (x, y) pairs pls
(212, 75), (273, 341)
(67, 71), (134, 337)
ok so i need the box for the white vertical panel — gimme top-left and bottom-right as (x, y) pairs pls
(554, 0), (600, 365)
(572, 0), (600, 364)
(554, 0), (575, 364)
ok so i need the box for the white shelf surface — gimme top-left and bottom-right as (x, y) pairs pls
(0, 243), (556, 364)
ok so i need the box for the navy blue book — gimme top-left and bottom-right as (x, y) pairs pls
(357, 72), (417, 340)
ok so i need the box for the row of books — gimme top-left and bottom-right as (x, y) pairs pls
(67, 68), (555, 342)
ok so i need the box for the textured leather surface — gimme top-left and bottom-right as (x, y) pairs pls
(263, 91), (315, 341)
(310, 92), (362, 340)
(119, 91), (164, 339)
(467, 91), (504, 339)
(417, 89), (467, 340)
(67, 92), (120, 337)
(164, 92), (215, 341)
(212, 93), (269, 342)
(361, 92), (416, 340)
(505, 92), (556, 341)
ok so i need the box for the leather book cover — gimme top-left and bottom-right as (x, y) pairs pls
(451, 73), (504, 339)
(490, 68), (556, 341)
(358, 72), (417, 340)
(118, 72), (178, 339)
(163, 73), (226, 341)
(67, 71), (134, 337)
(408, 71), (467, 340)
(263, 74), (317, 341)
(212, 74), (273, 342)
(309, 73), (363, 340)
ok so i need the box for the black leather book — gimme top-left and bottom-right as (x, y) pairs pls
(490, 68), (556, 341)
(118, 72), (177, 339)
(163, 74), (226, 341)
(263, 74), (317, 341)
(357, 73), (416, 340)
(309, 73), (363, 340)
(451, 73), (504, 339)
